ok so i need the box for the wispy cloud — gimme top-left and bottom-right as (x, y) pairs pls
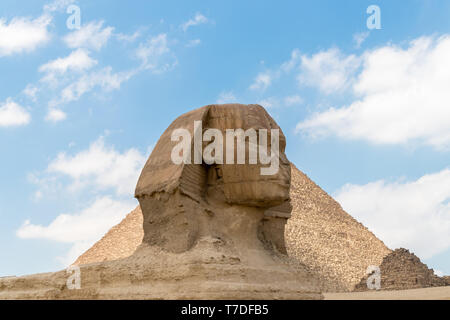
(257, 97), (279, 109)
(56, 66), (137, 106)
(181, 13), (209, 32)
(248, 49), (301, 92)
(63, 20), (114, 51)
(249, 72), (272, 91)
(186, 39), (201, 47)
(27, 31), (178, 122)
(43, 0), (76, 13)
(116, 30), (141, 42)
(216, 91), (237, 104)
(23, 85), (39, 102)
(353, 31), (369, 49)
(39, 49), (97, 76)
(284, 94), (303, 106)
(136, 33), (177, 72)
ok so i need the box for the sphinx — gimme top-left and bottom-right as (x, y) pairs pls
(135, 103), (293, 255)
(0, 104), (322, 300)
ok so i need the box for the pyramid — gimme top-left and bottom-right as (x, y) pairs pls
(354, 248), (446, 291)
(75, 163), (392, 292)
(286, 165), (391, 291)
(74, 206), (143, 265)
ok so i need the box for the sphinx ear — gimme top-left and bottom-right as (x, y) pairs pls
(177, 105), (213, 203)
(179, 161), (208, 202)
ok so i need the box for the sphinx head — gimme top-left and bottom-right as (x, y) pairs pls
(135, 104), (291, 253)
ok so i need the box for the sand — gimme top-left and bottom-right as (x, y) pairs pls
(325, 286), (450, 300)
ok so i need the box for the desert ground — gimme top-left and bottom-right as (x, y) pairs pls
(325, 286), (450, 300)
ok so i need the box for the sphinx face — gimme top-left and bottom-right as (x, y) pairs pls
(135, 103), (291, 253)
(205, 104), (291, 208)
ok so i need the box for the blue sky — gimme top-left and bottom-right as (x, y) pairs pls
(1, 0), (450, 277)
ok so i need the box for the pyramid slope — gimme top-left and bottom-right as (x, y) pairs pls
(74, 206), (143, 266)
(74, 164), (392, 291)
(286, 164), (391, 291)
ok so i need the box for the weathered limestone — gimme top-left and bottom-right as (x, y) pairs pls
(443, 276), (450, 286)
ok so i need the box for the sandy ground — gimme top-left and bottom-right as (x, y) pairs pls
(324, 286), (450, 300)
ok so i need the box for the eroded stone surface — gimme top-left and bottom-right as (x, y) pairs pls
(136, 104), (292, 255)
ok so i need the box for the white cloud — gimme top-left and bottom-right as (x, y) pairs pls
(23, 85), (39, 102)
(186, 39), (201, 47)
(257, 97), (279, 109)
(136, 34), (177, 73)
(116, 30), (141, 42)
(23, 137), (151, 264)
(334, 168), (450, 260)
(284, 95), (303, 106)
(257, 95), (303, 109)
(0, 15), (51, 56)
(58, 66), (136, 104)
(45, 108), (67, 122)
(353, 31), (370, 49)
(46, 136), (147, 196)
(44, 0), (76, 13)
(0, 99), (31, 127)
(182, 13), (209, 32)
(17, 196), (136, 266)
(249, 72), (272, 91)
(248, 49), (301, 92)
(297, 35), (450, 149)
(39, 34), (175, 115)
(280, 49), (301, 72)
(63, 20), (114, 51)
(37, 51), (134, 117)
(216, 91), (237, 104)
(298, 48), (361, 94)
(39, 49), (97, 75)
